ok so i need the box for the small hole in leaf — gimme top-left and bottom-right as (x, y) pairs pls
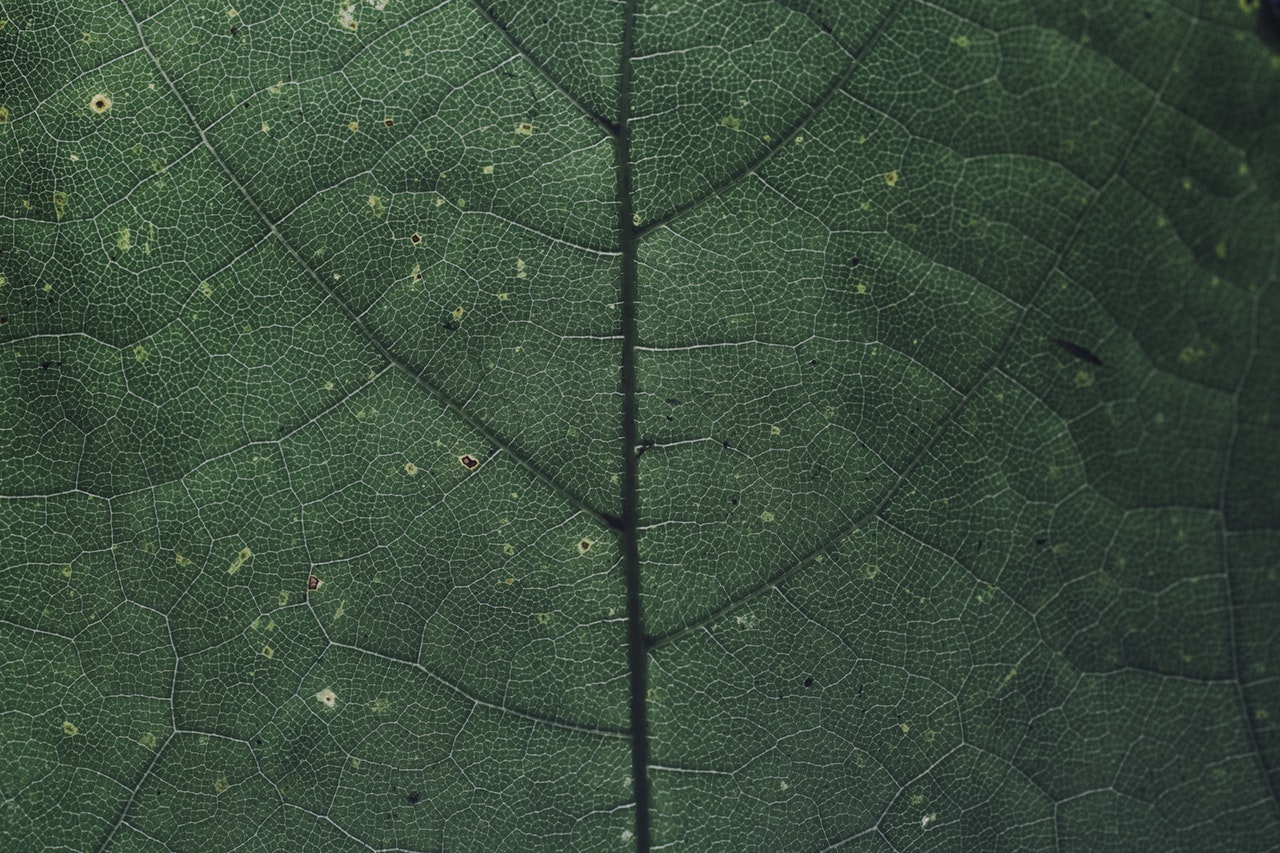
(459, 454), (479, 470)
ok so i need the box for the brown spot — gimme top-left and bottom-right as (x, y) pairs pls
(577, 539), (593, 555)
(459, 454), (479, 470)
(307, 575), (320, 590)
(384, 118), (394, 128)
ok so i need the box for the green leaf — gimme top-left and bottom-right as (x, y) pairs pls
(2, 1), (1278, 850)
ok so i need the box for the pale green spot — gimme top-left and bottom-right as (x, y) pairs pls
(227, 546), (252, 574)
(720, 115), (741, 131)
(62, 721), (79, 736)
(1074, 370), (1094, 389)
(760, 510), (775, 523)
(214, 776), (229, 794)
(133, 344), (149, 363)
(139, 732), (157, 749)
(117, 226), (132, 251)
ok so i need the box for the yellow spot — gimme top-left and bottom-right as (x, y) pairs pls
(1073, 370), (1094, 389)
(950, 34), (970, 49)
(199, 281), (212, 298)
(62, 721), (79, 736)
(277, 590), (289, 606)
(315, 687), (337, 707)
(482, 164), (494, 175)
(214, 776), (229, 794)
(175, 553), (192, 567)
(497, 292), (511, 301)
(856, 283), (868, 294)
(267, 80), (284, 95)
(61, 564), (72, 578)
(367, 195), (385, 215)
(516, 258), (527, 278)
(884, 171), (899, 187)
(503, 543), (515, 555)
(720, 115), (741, 131)
(515, 121), (534, 136)
(323, 379), (335, 390)
(760, 510), (775, 523)
(139, 732), (157, 749)
(899, 722), (910, 734)
(89, 94), (112, 114)
(769, 425), (781, 436)
(227, 546), (252, 575)
(133, 344), (149, 363)
(118, 226), (132, 251)
(536, 612), (553, 625)
(434, 196), (445, 207)
(347, 120), (359, 132)
(227, 7), (238, 17)
(52, 191), (68, 220)
(505, 577), (515, 584)
(261, 121), (270, 133)
(337, 3), (358, 30)
(261, 644), (273, 658)
(404, 461), (418, 475)
(0, 106), (8, 123)
(632, 212), (641, 226)
(1179, 345), (1206, 365)
(451, 306), (463, 320)
(1215, 241), (1227, 259)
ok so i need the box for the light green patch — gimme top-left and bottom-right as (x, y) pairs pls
(52, 191), (68, 220)
(139, 732), (157, 749)
(227, 546), (252, 574)
(760, 510), (775, 522)
(62, 721), (79, 736)
(950, 34), (970, 49)
(1073, 370), (1094, 389)
(536, 612), (553, 625)
(720, 115), (741, 131)
(117, 226), (132, 251)
(277, 590), (289, 606)
(1179, 345), (1206, 365)
(133, 344), (149, 363)
(214, 776), (229, 794)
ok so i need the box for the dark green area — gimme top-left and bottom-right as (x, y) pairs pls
(1, 1), (1277, 850)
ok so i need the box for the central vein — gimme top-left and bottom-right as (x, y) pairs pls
(614, 0), (650, 849)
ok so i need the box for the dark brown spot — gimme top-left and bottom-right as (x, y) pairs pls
(579, 539), (591, 552)
(459, 454), (479, 470)
(410, 232), (421, 244)
(384, 118), (394, 128)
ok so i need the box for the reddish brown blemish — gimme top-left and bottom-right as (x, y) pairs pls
(307, 575), (320, 590)
(459, 454), (479, 470)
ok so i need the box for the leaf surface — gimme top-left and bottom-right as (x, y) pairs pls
(1, 1), (1278, 850)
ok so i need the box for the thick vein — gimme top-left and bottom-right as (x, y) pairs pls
(1218, 239), (1280, 815)
(635, 0), (908, 239)
(615, 1), (651, 849)
(118, 0), (616, 534)
(468, 0), (620, 138)
(649, 9), (1199, 652)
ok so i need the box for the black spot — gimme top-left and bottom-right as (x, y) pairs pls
(722, 440), (730, 449)
(808, 359), (818, 366)
(230, 25), (239, 36)
(1035, 537), (1047, 546)
(1052, 337), (1103, 366)
(849, 257), (861, 268)
(729, 498), (738, 506)
(1143, 10), (1152, 20)
(804, 677), (814, 688)
(407, 790), (420, 804)
(40, 361), (52, 370)
(442, 319), (459, 332)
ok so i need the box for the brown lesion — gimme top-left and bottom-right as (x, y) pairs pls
(307, 575), (320, 590)
(458, 454), (480, 470)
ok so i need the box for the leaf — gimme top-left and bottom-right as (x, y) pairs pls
(1, 1), (1278, 850)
